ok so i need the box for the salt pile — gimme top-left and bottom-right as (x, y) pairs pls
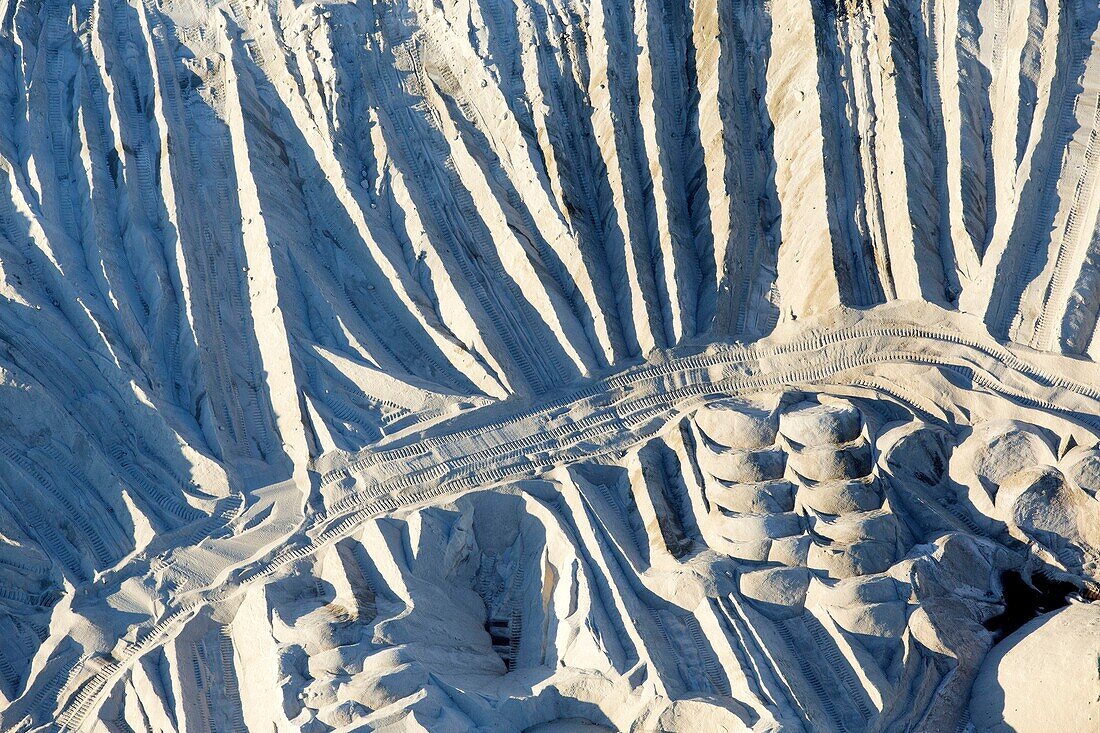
(0, 0), (1098, 730)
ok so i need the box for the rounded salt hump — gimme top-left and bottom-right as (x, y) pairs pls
(738, 566), (811, 620)
(807, 537), (897, 579)
(695, 400), (778, 450)
(524, 721), (613, 732)
(970, 603), (1100, 732)
(779, 401), (862, 447)
(796, 476), (883, 515)
(720, 511), (804, 541)
(707, 479), (796, 514)
(1065, 450), (1100, 497)
(786, 441), (873, 483)
(696, 446), (787, 483)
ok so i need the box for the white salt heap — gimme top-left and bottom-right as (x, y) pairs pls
(0, 0), (1098, 730)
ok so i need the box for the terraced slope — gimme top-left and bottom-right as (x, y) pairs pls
(1, 0), (1100, 731)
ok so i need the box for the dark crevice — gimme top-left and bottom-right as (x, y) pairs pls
(984, 570), (1075, 641)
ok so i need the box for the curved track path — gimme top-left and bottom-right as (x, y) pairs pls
(7, 306), (1100, 731)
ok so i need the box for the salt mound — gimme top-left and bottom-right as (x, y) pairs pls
(696, 445), (787, 483)
(971, 603), (1100, 733)
(695, 401), (779, 450)
(739, 566), (811, 620)
(796, 476), (883, 515)
(3, 0), (1100, 729)
(779, 402), (863, 447)
(787, 441), (873, 482)
(707, 479), (796, 514)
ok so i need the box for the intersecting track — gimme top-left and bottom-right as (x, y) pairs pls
(9, 307), (1100, 731)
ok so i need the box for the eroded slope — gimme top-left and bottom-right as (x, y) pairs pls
(0, 0), (1099, 731)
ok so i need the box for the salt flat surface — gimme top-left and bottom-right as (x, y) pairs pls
(0, 0), (1099, 730)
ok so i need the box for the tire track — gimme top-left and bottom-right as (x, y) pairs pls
(19, 315), (1100, 731)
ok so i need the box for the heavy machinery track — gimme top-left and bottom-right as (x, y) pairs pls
(15, 314), (1100, 731)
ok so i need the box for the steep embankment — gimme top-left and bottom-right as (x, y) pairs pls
(0, 0), (1099, 729)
